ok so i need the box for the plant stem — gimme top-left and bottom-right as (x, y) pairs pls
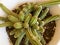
(15, 31), (25, 45)
(38, 0), (60, 7)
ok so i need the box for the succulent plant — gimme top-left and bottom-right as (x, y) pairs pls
(0, 0), (60, 45)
